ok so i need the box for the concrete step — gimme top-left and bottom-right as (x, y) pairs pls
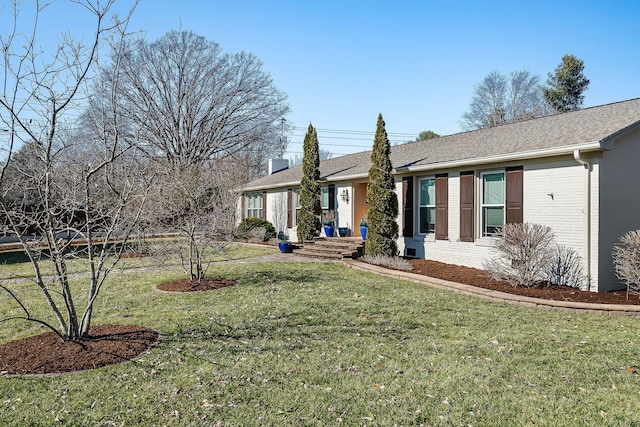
(292, 248), (344, 260)
(293, 237), (365, 260)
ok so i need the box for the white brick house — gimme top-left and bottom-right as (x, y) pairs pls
(241, 98), (640, 292)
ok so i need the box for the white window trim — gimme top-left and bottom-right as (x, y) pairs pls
(246, 192), (263, 219)
(320, 186), (329, 210)
(480, 170), (505, 237)
(293, 188), (301, 227)
(418, 176), (436, 235)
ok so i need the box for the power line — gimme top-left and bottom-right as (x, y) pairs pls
(293, 126), (417, 138)
(290, 134), (404, 142)
(286, 138), (410, 147)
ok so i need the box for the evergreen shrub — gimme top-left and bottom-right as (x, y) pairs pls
(236, 217), (276, 241)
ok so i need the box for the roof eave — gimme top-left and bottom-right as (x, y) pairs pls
(243, 143), (604, 192)
(601, 121), (640, 150)
(242, 179), (301, 192)
(394, 142), (603, 174)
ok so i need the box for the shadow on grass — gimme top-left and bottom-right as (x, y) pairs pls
(161, 262), (434, 357)
(232, 262), (336, 285)
(165, 308), (430, 356)
(0, 251), (31, 265)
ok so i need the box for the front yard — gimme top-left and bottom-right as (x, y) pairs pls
(1, 256), (639, 425)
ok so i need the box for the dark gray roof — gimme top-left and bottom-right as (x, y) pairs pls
(244, 98), (640, 191)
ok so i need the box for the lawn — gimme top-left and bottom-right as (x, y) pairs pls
(1, 255), (640, 425)
(0, 242), (275, 279)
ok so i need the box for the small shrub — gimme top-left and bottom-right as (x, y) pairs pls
(613, 230), (640, 295)
(363, 255), (413, 271)
(247, 227), (267, 243)
(484, 222), (555, 288)
(236, 217), (276, 241)
(546, 245), (586, 289)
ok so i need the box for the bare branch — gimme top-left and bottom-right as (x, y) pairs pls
(483, 223), (555, 288)
(0, 0), (142, 341)
(613, 230), (640, 299)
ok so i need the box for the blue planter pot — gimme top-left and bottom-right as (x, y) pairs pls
(278, 242), (293, 253)
(338, 227), (349, 237)
(323, 225), (335, 237)
(360, 226), (367, 240)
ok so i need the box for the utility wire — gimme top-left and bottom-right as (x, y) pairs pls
(293, 126), (416, 138)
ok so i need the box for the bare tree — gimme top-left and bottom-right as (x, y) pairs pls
(0, 0), (144, 341)
(613, 230), (640, 298)
(107, 30), (290, 175)
(484, 223), (555, 288)
(145, 161), (241, 281)
(289, 148), (332, 167)
(461, 70), (552, 131)
(546, 245), (586, 289)
(271, 192), (288, 237)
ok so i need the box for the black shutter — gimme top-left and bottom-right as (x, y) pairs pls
(435, 174), (448, 240)
(506, 166), (523, 224)
(402, 177), (414, 237)
(261, 192), (267, 220)
(287, 188), (293, 228)
(460, 172), (474, 242)
(328, 184), (335, 211)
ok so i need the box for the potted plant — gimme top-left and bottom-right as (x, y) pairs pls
(360, 214), (368, 241)
(322, 210), (336, 238)
(277, 232), (293, 253)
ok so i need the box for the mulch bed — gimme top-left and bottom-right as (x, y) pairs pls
(408, 259), (640, 305)
(0, 324), (160, 376)
(1, 278), (235, 376)
(156, 277), (237, 292)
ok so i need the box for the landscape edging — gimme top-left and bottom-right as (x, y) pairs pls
(342, 259), (640, 317)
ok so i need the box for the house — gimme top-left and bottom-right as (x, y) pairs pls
(241, 98), (640, 292)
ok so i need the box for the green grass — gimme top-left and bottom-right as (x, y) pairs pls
(2, 259), (640, 425)
(0, 242), (276, 279)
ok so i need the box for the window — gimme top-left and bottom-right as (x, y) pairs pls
(246, 192), (263, 219)
(321, 186), (329, 210)
(293, 189), (301, 225)
(481, 172), (505, 236)
(320, 185), (335, 219)
(419, 178), (435, 234)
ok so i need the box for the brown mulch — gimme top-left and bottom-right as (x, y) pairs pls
(0, 278), (235, 376)
(408, 259), (640, 305)
(156, 276), (237, 292)
(0, 324), (160, 376)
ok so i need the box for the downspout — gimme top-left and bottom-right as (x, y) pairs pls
(573, 150), (592, 291)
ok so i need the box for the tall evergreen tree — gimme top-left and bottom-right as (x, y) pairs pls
(296, 124), (321, 242)
(544, 54), (590, 113)
(365, 114), (399, 257)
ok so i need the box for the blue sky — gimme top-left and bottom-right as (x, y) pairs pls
(12, 0), (640, 158)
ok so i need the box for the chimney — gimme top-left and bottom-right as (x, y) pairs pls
(268, 158), (289, 175)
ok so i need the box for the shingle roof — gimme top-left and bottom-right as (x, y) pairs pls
(244, 98), (640, 191)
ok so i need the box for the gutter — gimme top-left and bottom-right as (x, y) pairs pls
(396, 142), (602, 174)
(574, 149), (592, 291)
(244, 143), (604, 193)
